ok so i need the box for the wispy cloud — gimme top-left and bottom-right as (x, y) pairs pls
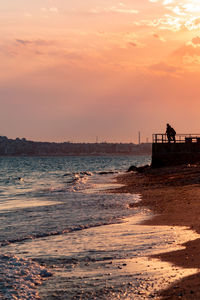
(153, 33), (166, 42)
(134, 15), (183, 32)
(96, 31), (145, 50)
(90, 3), (138, 15)
(24, 12), (32, 18)
(15, 39), (55, 47)
(191, 36), (200, 46)
(148, 62), (180, 75)
(134, 0), (200, 32)
(41, 7), (58, 14)
(166, 37), (200, 71)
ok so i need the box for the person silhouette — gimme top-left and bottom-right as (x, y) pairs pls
(166, 124), (176, 143)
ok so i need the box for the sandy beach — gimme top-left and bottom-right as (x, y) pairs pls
(112, 164), (200, 299)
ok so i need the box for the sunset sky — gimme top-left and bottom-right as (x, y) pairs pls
(1, 0), (200, 143)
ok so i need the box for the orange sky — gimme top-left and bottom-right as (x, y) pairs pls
(1, 0), (200, 143)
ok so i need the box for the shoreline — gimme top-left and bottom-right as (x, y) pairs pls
(0, 153), (151, 157)
(112, 164), (200, 298)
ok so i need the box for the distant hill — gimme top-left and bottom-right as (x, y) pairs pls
(0, 136), (152, 156)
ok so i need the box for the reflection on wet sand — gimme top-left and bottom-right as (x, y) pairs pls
(3, 214), (199, 299)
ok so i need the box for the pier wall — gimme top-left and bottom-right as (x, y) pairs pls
(152, 142), (200, 167)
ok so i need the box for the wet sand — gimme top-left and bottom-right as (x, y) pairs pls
(112, 164), (200, 299)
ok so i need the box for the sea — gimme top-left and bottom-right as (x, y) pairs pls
(0, 155), (199, 300)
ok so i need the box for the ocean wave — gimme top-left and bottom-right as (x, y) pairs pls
(34, 172), (94, 195)
(65, 170), (119, 192)
(63, 171), (94, 192)
(0, 220), (123, 248)
(2, 170), (119, 197)
(0, 176), (24, 185)
(0, 254), (52, 300)
(64, 171), (92, 182)
(64, 170), (118, 186)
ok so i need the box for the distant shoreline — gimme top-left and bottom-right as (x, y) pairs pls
(0, 135), (152, 156)
(0, 153), (151, 157)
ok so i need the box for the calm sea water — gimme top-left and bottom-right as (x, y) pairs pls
(0, 156), (199, 299)
(0, 156), (150, 245)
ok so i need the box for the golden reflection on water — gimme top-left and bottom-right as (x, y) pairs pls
(0, 199), (59, 211)
(2, 214), (200, 298)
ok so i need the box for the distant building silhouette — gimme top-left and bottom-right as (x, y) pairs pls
(0, 136), (152, 156)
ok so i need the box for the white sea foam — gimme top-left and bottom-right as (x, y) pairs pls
(3, 215), (199, 299)
(0, 155), (153, 299)
(0, 254), (52, 299)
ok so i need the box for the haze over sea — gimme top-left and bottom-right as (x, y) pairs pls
(0, 155), (199, 299)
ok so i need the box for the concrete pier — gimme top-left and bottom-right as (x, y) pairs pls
(152, 134), (200, 167)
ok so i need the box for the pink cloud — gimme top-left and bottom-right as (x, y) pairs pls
(148, 62), (180, 74)
(191, 36), (200, 46)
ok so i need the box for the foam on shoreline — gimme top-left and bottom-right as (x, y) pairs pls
(0, 254), (52, 299)
(2, 213), (200, 299)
